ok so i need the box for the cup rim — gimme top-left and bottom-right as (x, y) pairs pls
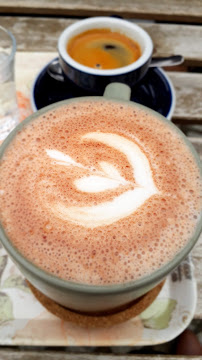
(58, 17), (153, 76)
(0, 26), (16, 68)
(0, 96), (201, 295)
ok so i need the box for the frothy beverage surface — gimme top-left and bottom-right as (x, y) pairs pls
(0, 100), (201, 285)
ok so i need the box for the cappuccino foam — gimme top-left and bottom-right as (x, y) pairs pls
(0, 100), (201, 285)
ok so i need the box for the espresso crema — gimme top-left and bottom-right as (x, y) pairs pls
(0, 100), (201, 285)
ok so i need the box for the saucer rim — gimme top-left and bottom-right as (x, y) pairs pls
(30, 58), (175, 120)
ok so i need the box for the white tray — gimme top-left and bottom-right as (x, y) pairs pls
(0, 242), (196, 346)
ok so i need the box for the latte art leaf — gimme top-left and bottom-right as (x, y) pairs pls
(46, 149), (85, 169)
(46, 132), (159, 228)
(75, 175), (127, 193)
(99, 161), (126, 181)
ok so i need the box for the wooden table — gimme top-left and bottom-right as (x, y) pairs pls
(0, 0), (202, 358)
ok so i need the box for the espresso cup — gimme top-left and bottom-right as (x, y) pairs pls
(58, 17), (153, 92)
(0, 83), (201, 314)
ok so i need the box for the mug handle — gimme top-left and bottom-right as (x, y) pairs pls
(103, 82), (131, 101)
(47, 58), (65, 82)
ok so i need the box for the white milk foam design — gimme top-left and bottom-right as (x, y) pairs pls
(46, 132), (159, 228)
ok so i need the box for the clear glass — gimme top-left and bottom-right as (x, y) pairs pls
(0, 26), (19, 141)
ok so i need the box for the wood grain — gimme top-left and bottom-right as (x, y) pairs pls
(185, 137), (202, 319)
(192, 232), (202, 320)
(2, 17), (202, 66)
(0, 352), (202, 360)
(168, 72), (202, 124)
(190, 137), (202, 160)
(0, 0), (202, 23)
(191, 137), (202, 320)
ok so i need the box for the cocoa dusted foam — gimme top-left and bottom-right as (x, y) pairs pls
(0, 100), (201, 285)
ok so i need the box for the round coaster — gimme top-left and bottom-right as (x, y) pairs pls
(27, 280), (165, 328)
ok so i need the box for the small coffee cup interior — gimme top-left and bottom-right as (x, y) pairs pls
(58, 17), (153, 76)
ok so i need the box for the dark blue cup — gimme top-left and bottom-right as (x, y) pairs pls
(58, 17), (153, 93)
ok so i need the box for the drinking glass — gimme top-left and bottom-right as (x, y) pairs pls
(0, 26), (19, 140)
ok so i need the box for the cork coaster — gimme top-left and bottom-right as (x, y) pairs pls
(27, 280), (165, 328)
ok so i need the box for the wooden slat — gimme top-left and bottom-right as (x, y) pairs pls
(190, 137), (202, 159)
(0, 352), (202, 360)
(2, 17), (202, 66)
(142, 23), (202, 67)
(0, 0), (202, 23)
(168, 72), (202, 124)
(186, 133), (202, 319)
(191, 138), (202, 320)
(192, 232), (202, 320)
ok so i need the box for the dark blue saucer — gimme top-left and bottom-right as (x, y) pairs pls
(31, 58), (175, 119)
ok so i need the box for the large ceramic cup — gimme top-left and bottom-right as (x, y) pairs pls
(0, 83), (201, 314)
(58, 17), (153, 92)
